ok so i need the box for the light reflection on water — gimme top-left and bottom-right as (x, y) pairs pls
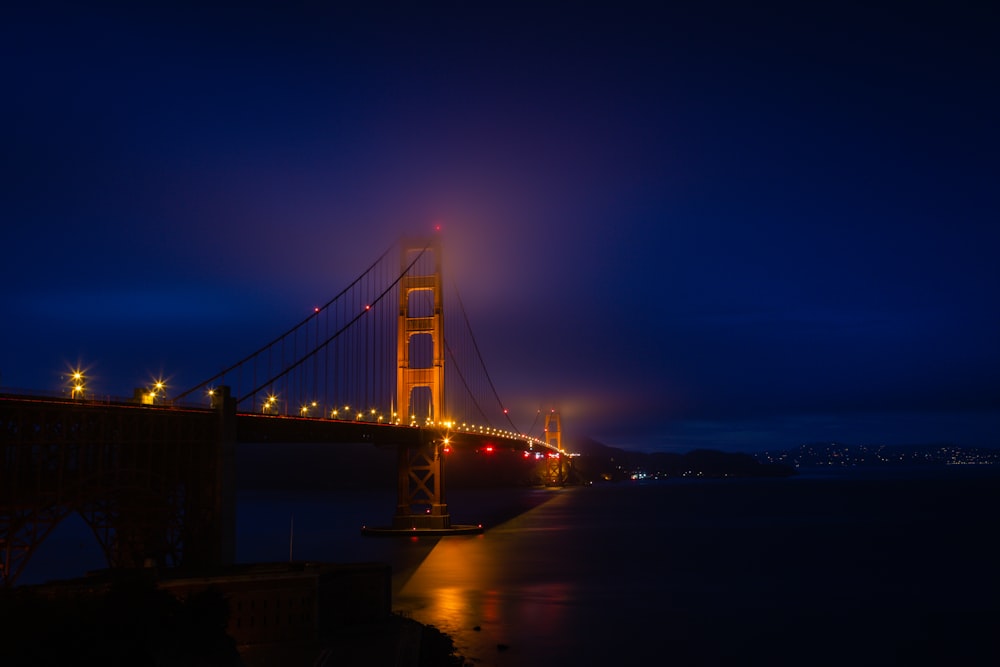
(20, 471), (1000, 665)
(395, 490), (580, 665)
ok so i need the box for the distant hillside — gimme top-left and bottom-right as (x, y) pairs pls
(568, 436), (796, 481)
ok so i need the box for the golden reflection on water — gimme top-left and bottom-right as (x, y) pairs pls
(395, 492), (576, 664)
(397, 535), (499, 636)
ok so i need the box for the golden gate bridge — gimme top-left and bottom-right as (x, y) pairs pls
(0, 236), (572, 587)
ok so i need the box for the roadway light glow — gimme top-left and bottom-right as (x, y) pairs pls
(67, 366), (87, 399)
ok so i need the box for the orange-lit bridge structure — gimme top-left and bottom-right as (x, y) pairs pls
(0, 237), (573, 587)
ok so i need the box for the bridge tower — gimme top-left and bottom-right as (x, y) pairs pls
(393, 237), (450, 529)
(544, 410), (566, 486)
(396, 236), (444, 422)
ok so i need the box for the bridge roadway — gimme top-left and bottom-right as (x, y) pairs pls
(236, 411), (552, 451)
(0, 390), (559, 451)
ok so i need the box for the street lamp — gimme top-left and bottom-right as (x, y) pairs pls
(68, 368), (86, 399)
(145, 378), (167, 405)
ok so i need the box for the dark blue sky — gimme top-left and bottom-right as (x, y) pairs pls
(2, 2), (998, 452)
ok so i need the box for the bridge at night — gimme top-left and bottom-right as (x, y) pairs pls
(0, 236), (573, 587)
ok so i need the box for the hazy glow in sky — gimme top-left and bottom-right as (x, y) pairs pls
(2, 2), (997, 452)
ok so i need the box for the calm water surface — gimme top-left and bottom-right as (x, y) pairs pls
(22, 468), (1000, 666)
(393, 470), (1000, 666)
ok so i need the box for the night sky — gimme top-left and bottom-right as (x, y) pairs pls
(2, 2), (998, 453)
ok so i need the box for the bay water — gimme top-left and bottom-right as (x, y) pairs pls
(21, 466), (1000, 665)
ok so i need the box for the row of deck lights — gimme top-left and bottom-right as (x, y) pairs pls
(268, 398), (548, 448)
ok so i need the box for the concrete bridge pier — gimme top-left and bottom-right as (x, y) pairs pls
(393, 435), (450, 530)
(210, 385), (237, 568)
(362, 430), (482, 536)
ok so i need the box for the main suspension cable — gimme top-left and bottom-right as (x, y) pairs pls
(450, 280), (521, 434)
(175, 242), (396, 401)
(237, 245), (429, 404)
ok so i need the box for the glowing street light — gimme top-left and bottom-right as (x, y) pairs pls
(65, 366), (88, 399)
(137, 377), (167, 405)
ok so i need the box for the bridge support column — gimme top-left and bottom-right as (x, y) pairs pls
(392, 434), (451, 530)
(544, 411), (567, 486)
(545, 454), (567, 486)
(362, 431), (481, 535)
(211, 386), (237, 567)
